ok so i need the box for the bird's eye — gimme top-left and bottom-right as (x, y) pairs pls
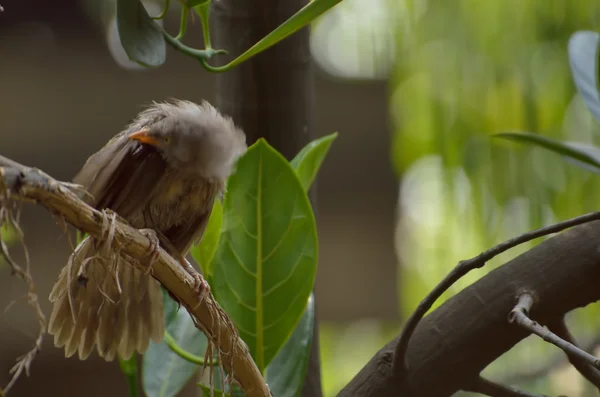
(164, 136), (171, 144)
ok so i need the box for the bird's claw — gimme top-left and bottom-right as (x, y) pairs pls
(178, 256), (210, 303)
(139, 228), (161, 274)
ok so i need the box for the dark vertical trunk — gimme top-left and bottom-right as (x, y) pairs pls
(211, 2), (322, 397)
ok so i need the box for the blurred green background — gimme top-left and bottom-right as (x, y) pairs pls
(2, 0), (600, 396)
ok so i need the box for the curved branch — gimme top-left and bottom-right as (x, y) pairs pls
(0, 155), (271, 397)
(339, 219), (600, 396)
(549, 319), (600, 389)
(393, 210), (600, 377)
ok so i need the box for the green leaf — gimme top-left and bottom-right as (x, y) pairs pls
(568, 31), (600, 123)
(495, 132), (600, 173)
(290, 133), (338, 191)
(266, 293), (315, 397)
(190, 200), (224, 280)
(211, 139), (318, 373)
(116, 0), (166, 67)
(142, 293), (208, 397)
(201, 0), (343, 72)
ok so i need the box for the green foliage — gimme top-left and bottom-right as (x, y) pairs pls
(0, 223), (16, 245)
(384, 3), (600, 395)
(266, 293), (315, 397)
(115, 0), (343, 72)
(116, 0), (166, 67)
(200, 0), (344, 72)
(211, 139), (318, 372)
(496, 132), (600, 173)
(143, 290), (209, 397)
(197, 295), (316, 397)
(290, 132), (338, 191)
(190, 200), (223, 279)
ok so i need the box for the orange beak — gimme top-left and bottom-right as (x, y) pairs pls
(128, 129), (160, 147)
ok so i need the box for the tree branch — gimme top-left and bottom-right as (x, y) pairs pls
(549, 320), (600, 389)
(508, 293), (600, 369)
(0, 204), (45, 393)
(393, 210), (600, 378)
(339, 219), (600, 396)
(0, 155), (271, 397)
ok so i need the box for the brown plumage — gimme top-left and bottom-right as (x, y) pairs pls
(48, 99), (247, 361)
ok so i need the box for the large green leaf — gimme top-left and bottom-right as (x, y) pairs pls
(116, 0), (166, 67)
(568, 31), (600, 124)
(190, 200), (224, 281)
(266, 293), (315, 397)
(211, 139), (318, 373)
(142, 292), (208, 397)
(290, 133), (338, 191)
(495, 131), (600, 173)
(201, 0), (343, 72)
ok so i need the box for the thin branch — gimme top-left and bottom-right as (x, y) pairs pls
(548, 319), (600, 389)
(502, 335), (600, 384)
(340, 219), (600, 396)
(0, 203), (46, 393)
(164, 331), (218, 366)
(465, 377), (550, 397)
(509, 293), (600, 370)
(393, 210), (600, 376)
(0, 155), (271, 397)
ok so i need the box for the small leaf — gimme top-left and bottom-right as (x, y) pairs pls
(495, 131), (600, 173)
(266, 294), (315, 397)
(290, 133), (338, 191)
(116, 0), (166, 67)
(202, 0), (342, 72)
(190, 200), (224, 280)
(142, 294), (208, 397)
(568, 31), (600, 123)
(211, 139), (318, 373)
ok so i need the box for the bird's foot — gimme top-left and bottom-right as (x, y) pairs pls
(139, 228), (161, 274)
(177, 254), (210, 304)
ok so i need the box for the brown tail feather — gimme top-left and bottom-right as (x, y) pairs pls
(48, 237), (164, 361)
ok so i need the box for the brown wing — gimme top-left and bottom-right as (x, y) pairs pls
(74, 134), (168, 219)
(162, 205), (213, 256)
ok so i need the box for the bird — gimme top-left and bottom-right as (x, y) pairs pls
(47, 99), (247, 361)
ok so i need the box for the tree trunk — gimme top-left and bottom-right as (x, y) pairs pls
(211, 2), (323, 396)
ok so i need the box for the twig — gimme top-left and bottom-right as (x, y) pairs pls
(392, 210), (600, 376)
(164, 331), (218, 365)
(509, 293), (600, 370)
(0, 155), (271, 397)
(0, 203), (46, 393)
(465, 377), (551, 397)
(502, 335), (600, 384)
(548, 319), (600, 389)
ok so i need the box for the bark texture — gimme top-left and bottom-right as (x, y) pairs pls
(339, 221), (600, 396)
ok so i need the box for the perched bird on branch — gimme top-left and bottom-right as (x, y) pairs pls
(47, 99), (247, 361)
